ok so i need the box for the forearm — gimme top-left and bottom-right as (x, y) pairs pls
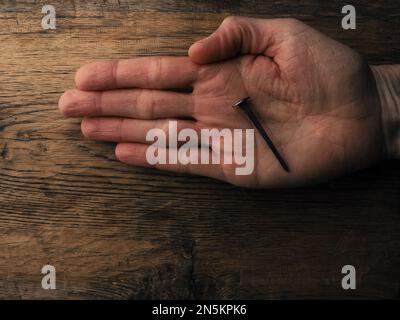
(371, 65), (400, 159)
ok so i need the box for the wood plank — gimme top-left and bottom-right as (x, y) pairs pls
(0, 0), (399, 299)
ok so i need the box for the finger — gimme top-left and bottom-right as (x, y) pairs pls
(115, 143), (225, 181)
(188, 16), (303, 64)
(81, 117), (199, 144)
(59, 88), (194, 119)
(75, 56), (199, 91)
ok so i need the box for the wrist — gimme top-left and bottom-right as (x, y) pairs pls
(370, 65), (400, 159)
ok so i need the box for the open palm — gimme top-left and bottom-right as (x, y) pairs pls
(59, 17), (384, 187)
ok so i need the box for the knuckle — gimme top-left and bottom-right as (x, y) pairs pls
(148, 56), (162, 87)
(109, 60), (119, 87)
(222, 16), (240, 29)
(133, 90), (143, 117)
(223, 15), (239, 25)
(137, 90), (155, 119)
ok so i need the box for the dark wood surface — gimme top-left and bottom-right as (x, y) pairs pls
(0, 0), (399, 299)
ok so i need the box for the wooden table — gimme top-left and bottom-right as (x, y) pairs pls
(0, 0), (399, 299)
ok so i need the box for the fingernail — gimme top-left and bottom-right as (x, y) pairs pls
(81, 118), (96, 137)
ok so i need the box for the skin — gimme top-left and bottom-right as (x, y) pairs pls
(59, 17), (385, 188)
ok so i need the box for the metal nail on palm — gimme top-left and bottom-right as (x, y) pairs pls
(233, 97), (290, 173)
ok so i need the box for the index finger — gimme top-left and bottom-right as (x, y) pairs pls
(75, 56), (200, 91)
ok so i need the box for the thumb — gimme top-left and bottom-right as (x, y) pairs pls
(188, 16), (275, 64)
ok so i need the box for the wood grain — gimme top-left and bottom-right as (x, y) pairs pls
(0, 0), (399, 299)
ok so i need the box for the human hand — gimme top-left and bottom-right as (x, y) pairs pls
(59, 17), (385, 187)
